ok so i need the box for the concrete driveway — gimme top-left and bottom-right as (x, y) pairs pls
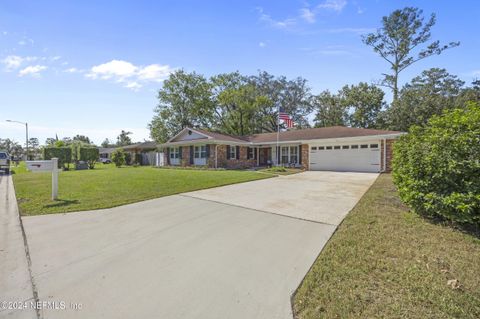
(17, 171), (377, 319)
(185, 171), (378, 225)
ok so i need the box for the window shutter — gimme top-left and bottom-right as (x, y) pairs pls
(226, 145), (230, 160)
(277, 146), (280, 164)
(247, 147), (251, 159)
(236, 146), (240, 160)
(179, 147), (182, 159)
(190, 146), (194, 164)
(254, 147), (257, 160)
(166, 147), (170, 165)
(205, 144), (210, 158)
(298, 145), (302, 164)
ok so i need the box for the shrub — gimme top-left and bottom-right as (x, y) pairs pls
(111, 148), (126, 167)
(270, 166), (287, 172)
(43, 147), (72, 170)
(125, 152), (132, 165)
(392, 102), (480, 227)
(134, 153), (142, 165)
(78, 147), (99, 169)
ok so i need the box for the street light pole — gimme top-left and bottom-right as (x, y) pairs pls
(6, 120), (29, 161)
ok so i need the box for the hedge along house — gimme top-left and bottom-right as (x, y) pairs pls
(122, 141), (158, 165)
(160, 126), (404, 172)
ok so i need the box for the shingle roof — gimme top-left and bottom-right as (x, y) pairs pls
(247, 126), (401, 143)
(193, 128), (249, 143)
(122, 141), (158, 150)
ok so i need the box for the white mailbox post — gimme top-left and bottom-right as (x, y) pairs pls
(26, 158), (59, 200)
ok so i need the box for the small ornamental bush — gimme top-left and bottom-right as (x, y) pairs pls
(111, 149), (126, 167)
(392, 102), (480, 227)
(43, 147), (72, 170)
(78, 147), (99, 169)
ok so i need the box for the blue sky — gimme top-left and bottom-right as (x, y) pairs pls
(1, 0), (479, 145)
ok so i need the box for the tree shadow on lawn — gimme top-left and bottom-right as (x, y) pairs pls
(43, 199), (79, 208)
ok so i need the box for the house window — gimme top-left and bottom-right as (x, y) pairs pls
(334, 145), (341, 150)
(194, 145), (207, 159)
(370, 144), (379, 149)
(170, 147), (180, 159)
(326, 146), (332, 150)
(342, 145), (350, 149)
(351, 145), (359, 149)
(360, 144), (368, 149)
(281, 146), (289, 164)
(290, 146), (298, 164)
(311, 146), (317, 151)
(248, 147), (255, 159)
(229, 146), (236, 159)
(318, 146), (325, 150)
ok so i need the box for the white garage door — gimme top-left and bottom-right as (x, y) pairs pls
(309, 142), (381, 172)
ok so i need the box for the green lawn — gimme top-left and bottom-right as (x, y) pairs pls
(12, 163), (271, 216)
(294, 174), (480, 319)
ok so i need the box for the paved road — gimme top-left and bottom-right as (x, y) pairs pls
(0, 174), (37, 319)
(18, 172), (376, 319)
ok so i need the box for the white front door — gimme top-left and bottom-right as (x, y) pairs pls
(309, 142), (381, 172)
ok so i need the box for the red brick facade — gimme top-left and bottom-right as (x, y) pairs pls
(380, 139), (395, 172)
(301, 144), (309, 170)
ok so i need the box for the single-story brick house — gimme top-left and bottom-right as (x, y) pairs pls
(160, 126), (404, 172)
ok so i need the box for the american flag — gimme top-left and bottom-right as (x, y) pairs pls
(279, 111), (295, 128)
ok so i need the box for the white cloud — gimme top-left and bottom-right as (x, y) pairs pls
(86, 59), (174, 90)
(64, 67), (82, 73)
(300, 8), (316, 23)
(259, 42), (267, 48)
(86, 60), (138, 80)
(257, 7), (296, 29)
(2, 55), (24, 70)
(137, 64), (171, 82)
(317, 0), (347, 12)
(18, 65), (47, 77)
(18, 37), (34, 46)
(124, 81), (142, 91)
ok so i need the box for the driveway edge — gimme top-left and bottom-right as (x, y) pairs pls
(0, 175), (39, 319)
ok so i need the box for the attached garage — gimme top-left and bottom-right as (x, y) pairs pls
(309, 141), (381, 173)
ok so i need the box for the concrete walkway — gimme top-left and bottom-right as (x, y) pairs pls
(0, 174), (37, 319)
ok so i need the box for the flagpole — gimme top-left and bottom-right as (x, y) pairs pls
(276, 104), (280, 166)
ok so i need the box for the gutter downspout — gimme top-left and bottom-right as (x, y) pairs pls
(382, 138), (387, 172)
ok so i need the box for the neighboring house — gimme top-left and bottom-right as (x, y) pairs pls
(122, 141), (158, 165)
(160, 126), (404, 172)
(98, 147), (116, 160)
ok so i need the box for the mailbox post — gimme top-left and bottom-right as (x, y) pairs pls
(26, 158), (59, 200)
(51, 158), (58, 200)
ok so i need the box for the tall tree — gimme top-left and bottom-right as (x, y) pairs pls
(387, 68), (464, 131)
(340, 82), (385, 128)
(28, 137), (39, 160)
(101, 138), (114, 148)
(116, 130), (133, 146)
(362, 7), (459, 101)
(249, 71), (313, 132)
(0, 138), (23, 159)
(313, 91), (347, 127)
(73, 134), (92, 144)
(149, 69), (214, 143)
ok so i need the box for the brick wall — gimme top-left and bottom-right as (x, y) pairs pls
(224, 146), (256, 169)
(181, 146), (190, 166)
(380, 139), (395, 172)
(301, 144), (309, 170)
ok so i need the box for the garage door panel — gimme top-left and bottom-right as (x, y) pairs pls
(310, 142), (380, 172)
